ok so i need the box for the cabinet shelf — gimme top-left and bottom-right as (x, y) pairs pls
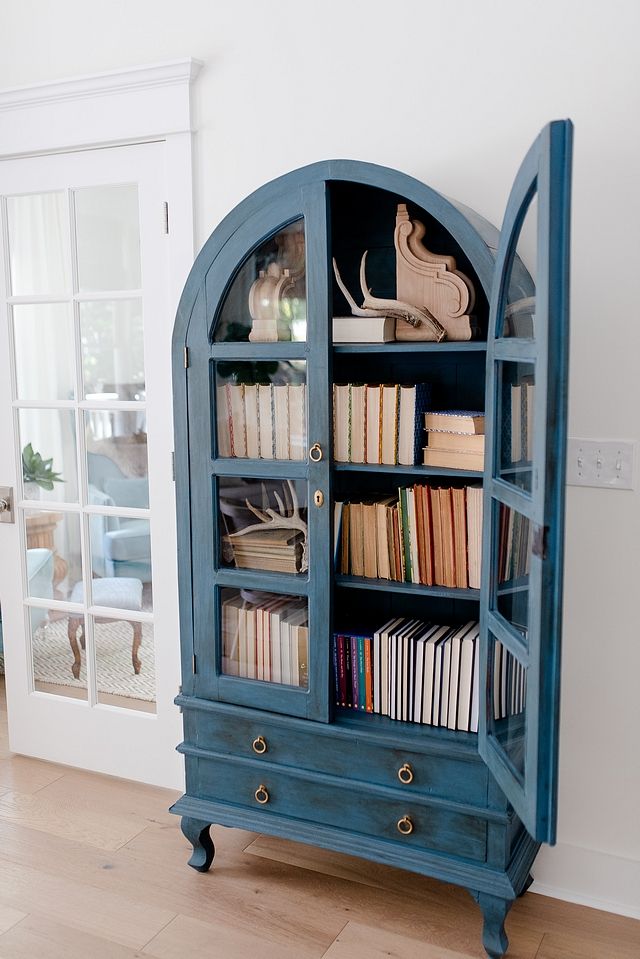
(333, 707), (478, 745)
(210, 342), (308, 361)
(335, 574), (480, 601)
(333, 341), (487, 354)
(334, 462), (484, 480)
(214, 568), (309, 597)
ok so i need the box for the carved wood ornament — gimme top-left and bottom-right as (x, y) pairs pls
(394, 204), (477, 341)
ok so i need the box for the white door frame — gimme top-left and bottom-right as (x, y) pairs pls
(0, 59), (201, 788)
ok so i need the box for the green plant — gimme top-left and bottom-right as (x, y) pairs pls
(22, 443), (63, 491)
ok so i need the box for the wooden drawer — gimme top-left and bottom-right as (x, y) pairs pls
(194, 752), (487, 862)
(190, 707), (488, 807)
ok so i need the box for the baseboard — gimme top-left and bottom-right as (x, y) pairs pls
(531, 842), (640, 919)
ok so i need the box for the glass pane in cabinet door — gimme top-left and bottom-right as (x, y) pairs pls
(213, 219), (306, 343)
(24, 509), (82, 603)
(84, 412), (149, 508)
(214, 360), (306, 460)
(80, 299), (145, 400)
(31, 610), (87, 700)
(74, 184), (141, 292)
(493, 502), (531, 639)
(496, 361), (535, 493)
(221, 587), (308, 689)
(13, 303), (75, 402)
(6, 191), (71, 296)
(488, 634), (527, 778)
(501, 195), (537, 339)
(18, 409), (78, 503)
(218, 477), (308, 576)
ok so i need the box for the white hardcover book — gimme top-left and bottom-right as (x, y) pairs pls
(246, 606), (257, 680)
(244, 384), (260, 459)
(398, 385), (417, 466)
(332, 315), (395, 343)
(421, 625), (450, 724)
(365, 384), (382, 464)
(258, 384), (274, 459)
(280, 617), (291, 685)
(349, 384), (366, 463)
(373, 617), (400, 714)
(470, 636), (480, 732)
(289, 384), (306, 460)
(221, 594), (244, 676)
(333, 384), (350, 463)
(216, 385), (232, 458)
(457, 624), (479, 731)
(381, 384), (399, 465)
(526, 382), (535, 461)
(432, 626), (456, 725)
(238, 605), (248, 679)
(447, 622), (475, 731)
(228, 384), (247, 458)
(273, 385), (290, 460)
(256, 606), (265, 681)
(510, 384), (522, 463)
(440, 633), (453, 727)
(380, 617), (403, 716)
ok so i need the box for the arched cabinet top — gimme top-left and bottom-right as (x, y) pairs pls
(173, 159), (502, 350)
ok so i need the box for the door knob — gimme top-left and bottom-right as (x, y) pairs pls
(0, 487), (13, 524)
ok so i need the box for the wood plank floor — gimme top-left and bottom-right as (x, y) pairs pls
(0, 682), (638, 958)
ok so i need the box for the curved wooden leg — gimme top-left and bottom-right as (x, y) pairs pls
(473, 892), (513, 959)
(67, 617), (82, 679)
(180, 817), (215, 872)
(131, 621), (142, 674)
(518, 873), (534, 898)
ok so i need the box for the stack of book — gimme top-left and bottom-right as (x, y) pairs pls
(498, 504), (531, 582)
(333, 382), (431, 466)
(222, 592), (308, 687)
(423, 410), (485, 471)
(333, 619), (526, 731)
(223, 528), (305, 574)
(333, 619), (481, 731)
(335, 484), (483, 589)
(216, 383), (306, 460)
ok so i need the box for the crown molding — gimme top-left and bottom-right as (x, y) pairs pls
(0, 59), (203, 113)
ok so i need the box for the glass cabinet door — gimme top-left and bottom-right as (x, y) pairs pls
(479, 121), (572, 844)
(184, 187), (330, 720)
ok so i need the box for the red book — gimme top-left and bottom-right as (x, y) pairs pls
(337, 635), (346, 707)
(364, 638), (373, 712)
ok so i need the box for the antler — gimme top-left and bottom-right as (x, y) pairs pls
(230, 479), (308, 571)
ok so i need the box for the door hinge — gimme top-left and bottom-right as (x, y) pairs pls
(532, 524), (549, 560)
(183, 346), (189, 368)
(192, 654), (197, 674)
(171, 451), (175, 481)
(162, 201), (169, 235)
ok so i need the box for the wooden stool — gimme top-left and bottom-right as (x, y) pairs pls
(67, 578), (144, 679)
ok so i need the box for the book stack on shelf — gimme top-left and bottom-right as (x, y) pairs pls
(333, 619), (481, 731)
(335, 484), (483, 589)
(222, 592), (308, 687)
(498, 504), (531, 582)
(216, 383), (306, 460)
(423, 410), (485, 472)
(333, 382), (431, 466)
(223, 528), (304, 574)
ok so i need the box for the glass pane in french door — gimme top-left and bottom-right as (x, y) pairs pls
(214, 360), (307, 460)
(493, 502), (532, 639)
(13, 303), (75, 402)
(18, 408), (78, 503)
(213, 219), (306, 343)
(221, 586), (308, 688)
(80, 298), (145, 399)
(94, 614), (155, 713)
(496, 361), (536, 493)
(218, 476), (308, 576)
(501, 194), (537, 339)
(32, 610), (88, 700)
(488, 633), (527, 778)
(74, 184), (142, 292)
(7, 191), (71, 296)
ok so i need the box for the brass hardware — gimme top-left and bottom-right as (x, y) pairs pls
(309, 443), (323, 462)
(314, 490), (324, 507)
(255, 784), (269, 804)
(0, 487), (14, 524)
(397, 815), (414, 835)
(398, 763), (414, 785)
(252, 735), (267, 754)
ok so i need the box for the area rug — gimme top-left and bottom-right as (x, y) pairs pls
(23, 617), (156, 701)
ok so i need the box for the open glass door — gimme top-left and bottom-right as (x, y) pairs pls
(479, 121), (573, 843)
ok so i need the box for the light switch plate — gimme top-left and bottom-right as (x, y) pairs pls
(567, 438), (635, 489)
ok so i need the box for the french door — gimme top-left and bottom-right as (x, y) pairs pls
(0, 142), (183, 787)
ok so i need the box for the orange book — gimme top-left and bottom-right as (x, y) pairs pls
(421, 485), (434, 586)
(430, 487), (444, 586)
(438, 488), (457, 588)
(451, 487), (469, 588)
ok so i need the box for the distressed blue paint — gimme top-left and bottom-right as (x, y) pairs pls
(171, 127), (571, 958)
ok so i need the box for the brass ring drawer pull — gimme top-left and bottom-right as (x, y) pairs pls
(309, 443), (323, 462)
(255, 784), (270, 805)
(397, 816), (414, 836)
(252, 736), (267, 754)
(398, 763), (414, 784)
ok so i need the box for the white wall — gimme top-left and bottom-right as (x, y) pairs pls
(2, 0), (639, 918)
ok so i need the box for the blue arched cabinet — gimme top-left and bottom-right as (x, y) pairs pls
(171, 120), (572, 959)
